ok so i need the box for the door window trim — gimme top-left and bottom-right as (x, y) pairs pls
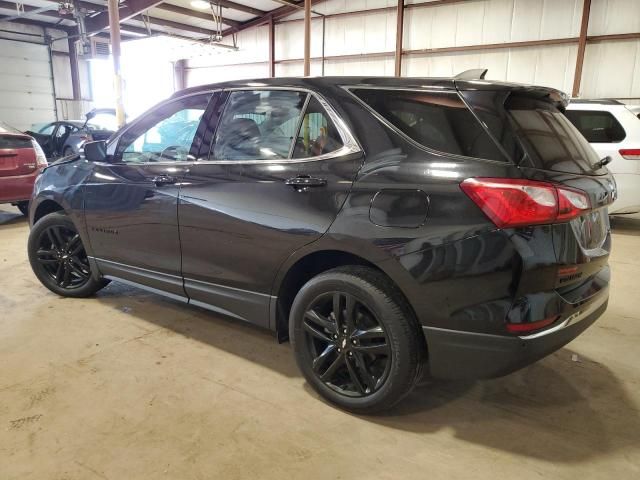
(198, 86), (361, 165)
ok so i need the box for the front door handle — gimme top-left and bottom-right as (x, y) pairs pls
(285, 176), (327, 189)
(152, 175), (177, 186)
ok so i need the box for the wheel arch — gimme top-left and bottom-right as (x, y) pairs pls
(33, 199), (65, 224)
(271, 247), (421, 344)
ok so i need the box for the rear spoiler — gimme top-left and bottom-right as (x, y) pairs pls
(454, 68), (569, 109)
(454, 69), (488, 80)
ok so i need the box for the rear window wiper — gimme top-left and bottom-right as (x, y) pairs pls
(593, 155), (612, 171)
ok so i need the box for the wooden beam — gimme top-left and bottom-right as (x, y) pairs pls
(572, 0), (591, 97)
(155, 4), (241, 29)
(85, 0), (163, 34)
(394, 0), (404, 76)
(303, 0), (310, 75)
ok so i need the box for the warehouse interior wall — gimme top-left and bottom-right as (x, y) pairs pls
(183, 0), (640, 101)
(0, 20), (92, 128)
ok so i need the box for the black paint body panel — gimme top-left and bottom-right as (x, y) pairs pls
(29, 76), (613, 380)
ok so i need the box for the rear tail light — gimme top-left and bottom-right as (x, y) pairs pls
(460, 178), (590, 228)
(31, 139), (48, 168)
(619, 149), (640, 160)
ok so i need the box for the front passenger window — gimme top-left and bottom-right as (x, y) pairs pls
(118, 93), (212, 163)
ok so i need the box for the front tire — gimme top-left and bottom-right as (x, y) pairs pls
(28, 212), (108, 297)
(290, 266), (424, 413)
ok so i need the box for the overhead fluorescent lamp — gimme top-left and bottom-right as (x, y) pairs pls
(190, 0), (210, 9)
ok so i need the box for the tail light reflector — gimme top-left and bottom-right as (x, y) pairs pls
(31, 139), (48, 168)
(506, 315), (560, 333)
(460, 178), (590, 228)
(619, 149), (640, 160)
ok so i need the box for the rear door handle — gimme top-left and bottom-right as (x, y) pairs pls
(285, 176), (327, 189)
(152, 175), (177, 186)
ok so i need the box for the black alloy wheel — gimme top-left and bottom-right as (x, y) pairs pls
(35, 224), (90, 289)
(290, 266), (424, 413)
(28, 212), (109, 297)
(302, 291), (391, 397)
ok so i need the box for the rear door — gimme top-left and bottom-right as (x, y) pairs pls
(178, 88), (362, 326)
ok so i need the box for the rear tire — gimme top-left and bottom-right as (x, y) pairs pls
(290, 266), (423, 413)
(16, 201), (29, 216)
(28, 211), (109, 298)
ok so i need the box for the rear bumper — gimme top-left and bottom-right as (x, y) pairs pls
(424, 286), (608, 379)
(0, 170), (39, 203)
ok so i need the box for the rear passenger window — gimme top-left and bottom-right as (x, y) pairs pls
(213, 90), (307, 161)
(351, 89), (506, 162)
(293, 96), (343, 158)
(565, 110), (626, 143)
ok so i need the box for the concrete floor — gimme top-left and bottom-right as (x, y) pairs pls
(0, 205), (639, 480)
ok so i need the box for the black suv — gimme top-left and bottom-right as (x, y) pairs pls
(27, 77), (615, 412)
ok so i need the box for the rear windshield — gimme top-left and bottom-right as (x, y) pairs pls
(0, 136), (32, 149)
(351, 89), (506, 162)
(505, 96), (602, 175)
(564, 109), (626, 143)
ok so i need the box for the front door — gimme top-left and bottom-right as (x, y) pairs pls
(84, 92), (214, 297)
(179, 89), (363, 326)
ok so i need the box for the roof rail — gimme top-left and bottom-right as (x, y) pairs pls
(454, 68), (488, 80)
(569, 99), (623, 105)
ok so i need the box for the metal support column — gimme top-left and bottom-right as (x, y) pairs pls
(572, 0), (592, 97)
(395, 0), (404, 76)
(107, 0), (126, 127)
(304, 0), (311, 76)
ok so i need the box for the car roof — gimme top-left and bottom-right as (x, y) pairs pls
(172, 76), (567, 106)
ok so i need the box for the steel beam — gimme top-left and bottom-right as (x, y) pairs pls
(395, 0), (404, 76)
(572, 0), (592, 97)
(85, 0), (163, 34)
(155, 4), (241, 29)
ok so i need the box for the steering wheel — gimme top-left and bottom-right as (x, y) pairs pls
(159, 145), (188, 161)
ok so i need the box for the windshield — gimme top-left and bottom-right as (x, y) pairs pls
(87, 113), (117, 132)
(506, 96), (602, 175)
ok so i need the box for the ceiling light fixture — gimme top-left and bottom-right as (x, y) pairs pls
(190, 0), (210, 10)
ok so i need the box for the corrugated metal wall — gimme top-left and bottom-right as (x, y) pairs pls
(184, 0), (640, 100)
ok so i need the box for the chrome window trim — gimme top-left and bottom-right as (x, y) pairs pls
(195, 86), (362, 165)
(341, 85), (510, 165)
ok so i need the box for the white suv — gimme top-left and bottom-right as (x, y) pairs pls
(566, 100), (640, 216)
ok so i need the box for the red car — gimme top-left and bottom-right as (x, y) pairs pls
(0, 122), (48, 215)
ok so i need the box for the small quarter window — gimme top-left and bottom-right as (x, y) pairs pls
(565, 110), (626, 143)
(292, 96), (343, 158)
(352, 89), (506, 161)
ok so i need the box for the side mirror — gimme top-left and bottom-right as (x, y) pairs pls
(83, 140), (107, 162)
